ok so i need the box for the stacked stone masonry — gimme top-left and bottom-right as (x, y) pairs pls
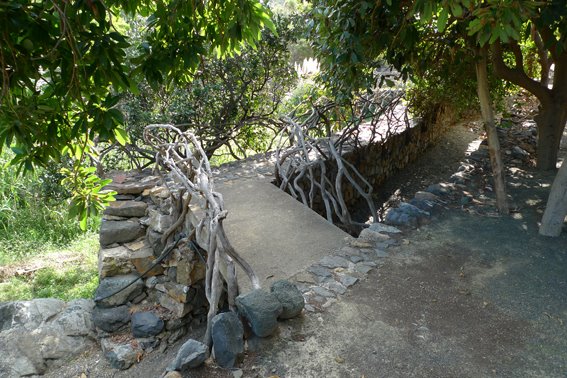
(95, 172), (210, 370)
(78, 109), (451, 371)
(292, 110), (450, 214)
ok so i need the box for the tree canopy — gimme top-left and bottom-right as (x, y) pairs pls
(0, 0), (275, 227)
(308, 0), (567, 235)
(0, 0), (274, 169)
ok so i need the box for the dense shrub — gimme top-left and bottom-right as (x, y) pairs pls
(0, 151), (99, 262)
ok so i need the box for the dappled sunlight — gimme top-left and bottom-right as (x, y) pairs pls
(466, 139), (482, 154)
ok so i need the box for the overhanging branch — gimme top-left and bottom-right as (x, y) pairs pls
(491, 41), (551, 104)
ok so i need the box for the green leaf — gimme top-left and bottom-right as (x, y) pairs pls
(450, 3), (463, 18)
(437, 8), (449, 32)
(113, 128), (129, 146)
(79, 211), (88, 231)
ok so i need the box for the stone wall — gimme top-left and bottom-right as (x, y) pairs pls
(298, 110), (450, 215)
(91, 108), (450, 369)
(342, 116), (448, 204)
(93, 172), (209, 370)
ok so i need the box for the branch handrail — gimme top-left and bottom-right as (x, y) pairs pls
(143, 124), (260, 347)
(274, 89), (409, 230)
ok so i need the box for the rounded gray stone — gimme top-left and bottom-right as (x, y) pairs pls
(105, 344), (137, 370)
(93, 305), (131, 333)
(167, 339), (208, 371)
(211, 312), (244, 368)
(270, 280), (305, 319)
(131, 311), (164, 338)
(235, 289), (282, 337)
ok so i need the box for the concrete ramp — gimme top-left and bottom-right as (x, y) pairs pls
(216, 180), (349, 291)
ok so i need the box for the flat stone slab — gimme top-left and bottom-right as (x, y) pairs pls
(217, 180), (349, 292)
(104, 201), (148, 218)
(105, 176), (160, 195)
(100, 220), (145, 246)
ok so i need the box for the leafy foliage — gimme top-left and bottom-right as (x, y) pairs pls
(0, 151), (99, 261)
(1, 1), (275, 166)
(118, 16), (297, 163)
(0, 232), (99, 301)
(0, 0), (275, 225)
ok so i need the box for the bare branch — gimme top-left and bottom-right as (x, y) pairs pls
(144, 124), (260, 348)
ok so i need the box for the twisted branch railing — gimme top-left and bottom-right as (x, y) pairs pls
(143, 124), (260, 347)
(275, 90), (410, 230)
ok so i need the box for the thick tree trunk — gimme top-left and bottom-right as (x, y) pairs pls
(475, 49), (509, 214)
(534, 103), (567, 170)
(540, 159), (567, 236)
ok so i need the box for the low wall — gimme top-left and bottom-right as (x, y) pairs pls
(93, 172), (210, 369)
(91, 107), (449, 368)
(292, 108), (450, 217)
(343, 114), (448, 204)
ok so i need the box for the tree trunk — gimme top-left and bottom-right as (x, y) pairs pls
(540, 159), (567, 236)
(534, 102), (567, 170)
(475, 49), (509, 214)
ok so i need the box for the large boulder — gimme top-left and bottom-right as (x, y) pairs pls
(0, 299), (95, 377)
(0, 298), (63, 332)
(236, 289), (282, 337)
(270, 280), (304, 319)
(54, 299), (95, 337)
(211, 312), (244, 368)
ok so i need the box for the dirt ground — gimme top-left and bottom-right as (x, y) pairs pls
(240, 116), (567, 378)
(45, 113), (567, 377)
(254, 210), (567, 377)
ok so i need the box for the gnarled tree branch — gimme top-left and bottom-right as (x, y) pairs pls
(144, 124), (260, 348)
(491, 41), (552, 104)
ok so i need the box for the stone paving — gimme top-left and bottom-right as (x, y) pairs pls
(208, 153), (403, 311)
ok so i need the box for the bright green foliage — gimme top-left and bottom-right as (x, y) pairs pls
(120, 16), (297, 161)
(60, 165), (115, 231)
(1, 0), (274, 165)
(308, 0), (566, 113)
(1, 0), (275, 226)
(0, 232), (99, 301)
(0, 265), (99, 302)
(308, 0), (563, 84)
(0, 150), (100, 260)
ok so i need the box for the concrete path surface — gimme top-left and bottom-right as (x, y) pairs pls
(217, 179), (349, 291)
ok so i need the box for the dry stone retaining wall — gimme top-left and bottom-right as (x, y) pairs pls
(93, 172), (210, 370)
(302, 112), (450, 214)
(22, 109), (449, 373)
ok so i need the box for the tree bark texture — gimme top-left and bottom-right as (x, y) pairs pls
(534, 103), (567, 170)
(492, 40), (567, 171)
(540, 159), (567, 236)
(475, 49), (509, 215)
